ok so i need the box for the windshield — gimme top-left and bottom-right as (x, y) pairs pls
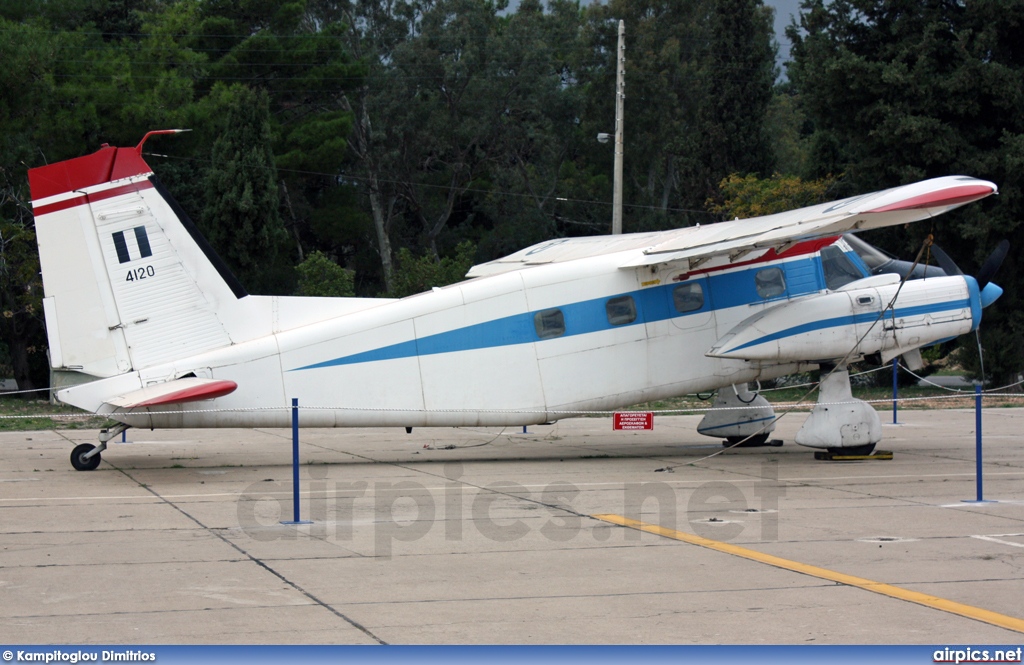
(821, 245), (865, 290)
(843, 233), (894, 272)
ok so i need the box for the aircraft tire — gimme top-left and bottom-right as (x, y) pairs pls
(71, 444), (101, 471)
(826, 443), (876, 456)
(725, 434), (770, 447)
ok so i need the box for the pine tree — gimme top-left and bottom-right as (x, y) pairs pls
(201, 84), (290, 295)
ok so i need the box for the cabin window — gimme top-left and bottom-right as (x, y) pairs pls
(821, 245), (864, 290)
(755, 267), (786, 299)
(534, 308), (565, 339)
(672, 282), (704, 313)
(605, 295), (637, 326)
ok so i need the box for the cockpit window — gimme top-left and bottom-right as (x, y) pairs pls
(821, 245), (865, 290)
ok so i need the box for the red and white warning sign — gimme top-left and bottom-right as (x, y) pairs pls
(613, 411), (654, 430)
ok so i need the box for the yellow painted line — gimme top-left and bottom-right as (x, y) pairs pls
(592, 513), (1024, 634)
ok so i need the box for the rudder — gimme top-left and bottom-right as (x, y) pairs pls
(30, 134), (245, 379)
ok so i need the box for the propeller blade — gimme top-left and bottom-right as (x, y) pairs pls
(976, 239), (1009, 289)
(929, 244), (962, 277)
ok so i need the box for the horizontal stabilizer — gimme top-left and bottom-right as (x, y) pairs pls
(104, 378), (237, 408)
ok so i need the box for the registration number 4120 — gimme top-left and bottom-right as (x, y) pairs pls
(126, 265), (156, 282)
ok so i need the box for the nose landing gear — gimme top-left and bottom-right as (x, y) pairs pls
(795, 365), (881, 456)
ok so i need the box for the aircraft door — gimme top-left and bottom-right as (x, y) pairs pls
(645, 270), (721, 391)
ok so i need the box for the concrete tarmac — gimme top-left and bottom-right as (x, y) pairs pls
(1, 408), (1023, 644)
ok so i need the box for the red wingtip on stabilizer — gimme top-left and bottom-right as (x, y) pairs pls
(29, 130), (191, 203)
(132, 380), (238, 408)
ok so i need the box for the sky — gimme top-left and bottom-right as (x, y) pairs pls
(769, 0), (804, 69)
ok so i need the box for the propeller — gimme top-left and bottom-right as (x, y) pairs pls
(929, 240), (1009, 387)
(929, 244), (962, 278)
(976, 239), (1009, 289)
(930, 239), (1008, 308)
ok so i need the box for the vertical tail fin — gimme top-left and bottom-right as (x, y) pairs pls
(30, 137), (246, 378)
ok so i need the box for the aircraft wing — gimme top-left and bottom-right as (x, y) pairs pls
(620, 176), (997, 270)
(466, 232), (668, 277)
(466, 176), (996, 277)
(102, 378), (238, 409)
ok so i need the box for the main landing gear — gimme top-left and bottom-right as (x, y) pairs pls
(70, 423), (130, 471)
(697, 383), (781, 447)
(795, 364), (880, 456)
(697, 369), (885, 458)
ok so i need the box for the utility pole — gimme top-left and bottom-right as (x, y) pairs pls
(612, 19), (625, 235)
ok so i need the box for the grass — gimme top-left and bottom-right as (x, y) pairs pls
(0, 396), (116, 431)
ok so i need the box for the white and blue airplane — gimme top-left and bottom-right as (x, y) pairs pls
(29, 131), (1004, 470)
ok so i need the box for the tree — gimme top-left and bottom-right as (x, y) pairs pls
(0, 19), (73, 393)
(683, 0), (778, 210)
(384, 241), (477, 299)
(580, 0), (778, 231)
(765, 84), (813, 177)
(708, 172), (839, 218)
(136, 0), (365, 288)
(0, 216), (47, 394)
(788, 0), (1024, 383)
(333, 0), (421, 294)
(372, 0), (524, 258)
(473, 0), (605, 257)
(201, 84), (291, 295)
(580, 0), (708, 229)
(295, 251), (355, 297)
(336, 0), (591, 288)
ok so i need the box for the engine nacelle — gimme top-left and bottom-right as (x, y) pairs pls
(707, 274), (981, 364)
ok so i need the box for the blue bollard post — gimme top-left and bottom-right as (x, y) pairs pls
(282, 397), (312, 525)
(975, 384), (983, 502)
(291, 397), (300, 522)
(892, 357), (899, 424)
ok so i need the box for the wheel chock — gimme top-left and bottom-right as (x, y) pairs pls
(814, 450), (894, 461)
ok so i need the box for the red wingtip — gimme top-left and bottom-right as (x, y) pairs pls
(866, 184), (995, 213)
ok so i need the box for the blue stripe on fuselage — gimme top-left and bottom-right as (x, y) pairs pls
(727, 299), (972, 353)
(291, 255), (840, 371)
(293, 297), (649, 371)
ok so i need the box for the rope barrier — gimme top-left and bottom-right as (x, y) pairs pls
(896, 363), (1024, 394)
(3, 391), (1023, 421)
(0, 387), (52, 396)
(756, 364), (893, 394)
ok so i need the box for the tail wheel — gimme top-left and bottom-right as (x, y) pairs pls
(71, 443), (101, 471)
